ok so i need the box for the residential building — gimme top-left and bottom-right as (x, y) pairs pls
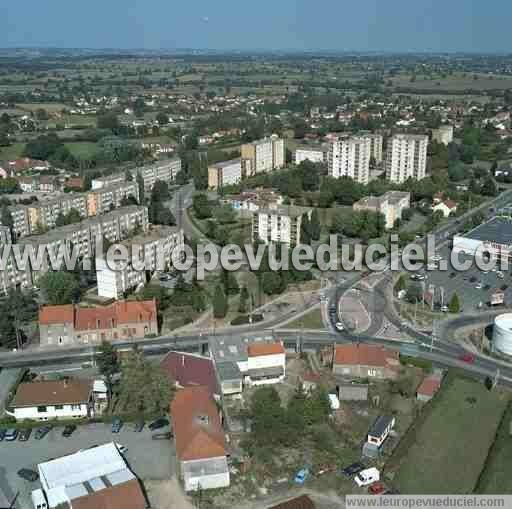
(332, 344), (399, 380)
(32, 442), (147, 509)
(208, 158), (242, 190)
(96, 226), (184, 298)
(246, 341), (286, 386)
(161, 351), (220, 397)
(0, 225), (11, 244)
(86, 181), (139, 216)
(8, 379), (94, 421)
(38, 300), (158, 346)
(363, 415), (395, 457)
(353, 191), (411, 229)
(222, 189), (284, 213)
(91, 173), (127, 190)
(294, 146), (328, 165)
(241, 135), (285, 175)
(432, 198), (457, 217)
(417, 372), (443, 402)
(0, 223), (31, 294)
(328, 136), (371, 184)
(171, 386), (230, 491)
(252, 206), (311, 245)
(136, 158), (181, 192)
(432, 124), (453, 146)
(365, 133), (384, 163)
(5, 206), (30, 238)
(386, 134), (428, 183)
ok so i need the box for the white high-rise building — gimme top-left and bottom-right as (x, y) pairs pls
(328, 136), (371, 184)
(385, 134), (428, 184)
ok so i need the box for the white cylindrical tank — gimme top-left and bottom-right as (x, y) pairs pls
(493, 313), (512, 356)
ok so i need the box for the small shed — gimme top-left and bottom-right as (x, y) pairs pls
(337, 382), (368, 401)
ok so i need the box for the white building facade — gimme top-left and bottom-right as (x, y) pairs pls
(386, 134), (428, 183)
(328, 136), (371, 184)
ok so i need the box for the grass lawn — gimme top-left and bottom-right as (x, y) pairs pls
(0, 142), (25, 161)
(475, 402), (512, 494)
(391, 376), (509, 494)
(285, 308), (324, 330)
(64, 141), (98, 159)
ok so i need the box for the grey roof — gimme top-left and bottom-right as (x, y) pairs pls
(182, 456), (229, 476)
(368, 415), (393, 438)
(256, 206), (310, 218)
(209, 336), (249, 363)
(464, 217), (512, 245)
(216, 361), (242, 382)
(210, 158), (241, 169)
(248, 366), (284, 379)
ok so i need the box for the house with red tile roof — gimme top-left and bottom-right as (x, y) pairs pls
(170, 386), (230, 491)
(39, 300), (158, 347)
(246, 341), (286, 386)
(333, 344), (399, 380)
(416, 373), (443, 402)
(160, 352), (220, 397)
(432, 198), (458, 218)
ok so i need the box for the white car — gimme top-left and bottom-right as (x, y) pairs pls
(355, 467), (380, 487)
(475, 283), (483, 290)
(335, 322), (345, 331)
(432, 254), (443, 262)
(441, 305), (449, 313)
(115, 443), (128, 454)
(497, 271), (504, 279)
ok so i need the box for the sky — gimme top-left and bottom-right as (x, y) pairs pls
(0, 0), (510, 53)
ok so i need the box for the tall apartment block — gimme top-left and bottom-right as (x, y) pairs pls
(241, 135), (285, 175)
(252, 207), (311, 246)
(136, 158), (181, 193)
(385, 134), (428, 184)
(366, 133), (384, 163)
(86, 181), (139, 216)
(328, 136), (371, 184)
(208, 159), (242, 190)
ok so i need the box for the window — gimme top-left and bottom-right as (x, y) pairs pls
(71, 404), (81, 411)
(37, 406), (47, 413)
(55, 405), (63, 410)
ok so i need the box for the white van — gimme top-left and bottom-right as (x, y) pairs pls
(31, 489), (48, 509)
(354, 467), (380, 487)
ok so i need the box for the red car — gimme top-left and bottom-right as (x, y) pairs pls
(368, 482), (386, 495)
(459, 353), (476, 364)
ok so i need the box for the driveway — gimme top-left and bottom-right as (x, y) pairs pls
(0, 421), (175, 509)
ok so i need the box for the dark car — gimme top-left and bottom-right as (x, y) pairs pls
(34, 425), (52, 440)
(0, 429), (6, 441)
(4, 428), (18, 441)
(17, 468), (39, 482)
(148, 418), (169, 431)
(62, 424), (77, 437)
(470, 276), (478, 283)
(340, 462), (365, 478)
(112, 417), (123, 433)
(18, 428), (31, 441)
(151, 432), (173, 440)
(133, 420), (145, 432)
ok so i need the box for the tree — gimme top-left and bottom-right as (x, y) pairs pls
(156, 112), (169, 125)
(449, 292), (461, 313)
(136, 172), (145, 204)
(1, 205), (13, 233)
(213, 285), (228, 319)
(239, 285), (249, 313)
(192, 193), (212, 219)
(310, 208), (321, 241)
(481, 177), (497, 197)
(221, 268), (239, 296)
(39, 271), (81, 305)
(97, 340), (119, 390)
(97, 113), (119, 131)
(250, 386), (287, 447)
(300, 213), (312, 245)
(394, 274), (408, 294)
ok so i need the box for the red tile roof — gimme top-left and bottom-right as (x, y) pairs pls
(13, 379), (92, 407)
(71, 479), (146, 509)
(171, 386), (226, 462)
(247, 341), (285, 357)
(417, 376), (442, 397)
(334, 344), (399, 368)
(269, 495), (316, 509)
(160, 352), (219, 395)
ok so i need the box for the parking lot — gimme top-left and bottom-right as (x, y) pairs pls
(409, 245), (512, 312)
(0, 421), (175, 509)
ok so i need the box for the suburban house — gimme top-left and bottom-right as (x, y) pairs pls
(7, 379), (98, 421)
(246, 342), (286, 386)
(332, 344), (400, 380)
(160, 351), (220, 397)
(31, 442), (147, 509)
(171, 386), (230, 492)
(39, 300), (159, 346)
(417, 372), (443, 402)
(268, 495), (316, 509)
(432, 198), (457, 217)
(363, 415), (396, 458)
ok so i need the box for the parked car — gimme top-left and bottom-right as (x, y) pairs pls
(18, 428), (31, 441)
(148, 418), (169, 431)
(340, 462), (365, 478)
(112, 417), (123, 433)
(459, 353), (476, 364)
(151, 432), (173, 440)
(441, 305), (449, 313)
(4, 429), (18, 441)
(294, 467), (310, 485)
(355, 467), (380, 487)
(17, 468), (39, 482)
(62, 424), (76, 438)
(335, 322), (345, 331)
(368, 481), (386, 495)
(133, 420), (145, 432)
(0, 429), (6, 441)
(34, 426), (52, 440)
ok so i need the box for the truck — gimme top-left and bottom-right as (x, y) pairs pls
(491, 291), (505, 306)
(355, 467), (380, 487)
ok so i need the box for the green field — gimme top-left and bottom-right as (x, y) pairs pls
(391, 376), (509, 494)
(391, 73), (512, 92)
(285, 308), (324, 330)
(64, 141), (98, 159)
(475, 402), (512, 494)
(0, 142), (25, 161)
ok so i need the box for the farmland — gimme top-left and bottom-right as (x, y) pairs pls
(389, 375), (509, 494)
